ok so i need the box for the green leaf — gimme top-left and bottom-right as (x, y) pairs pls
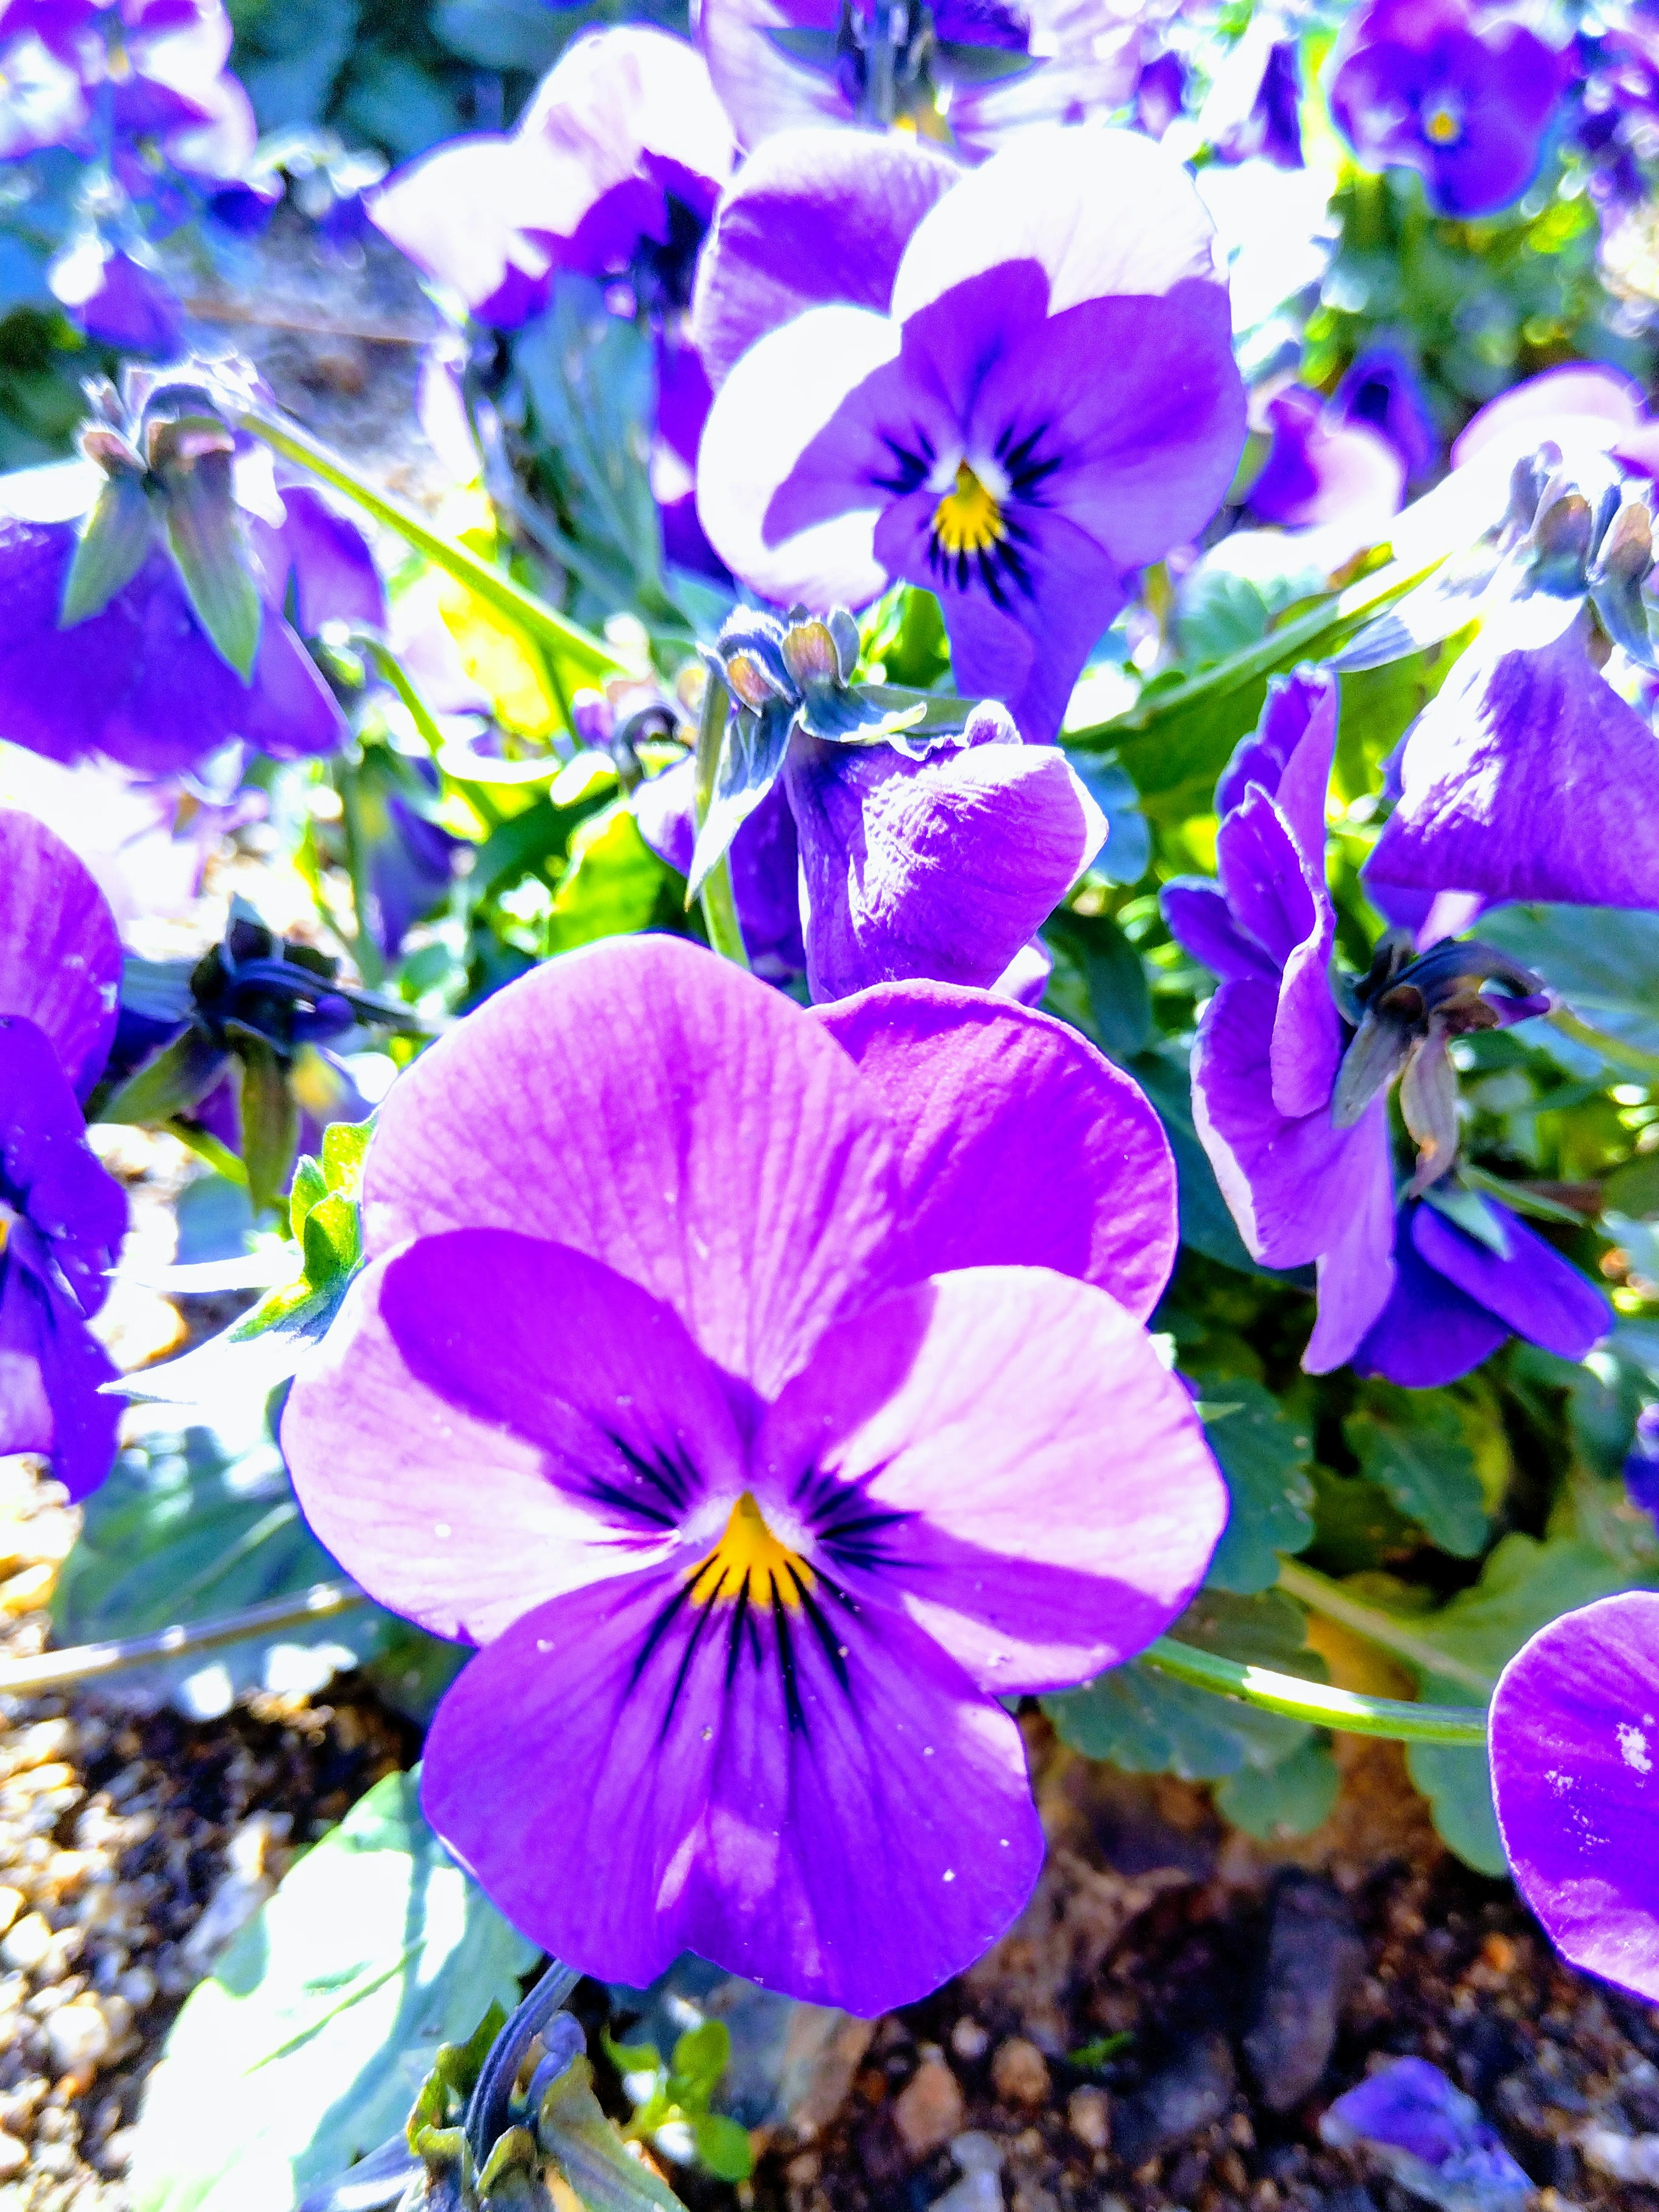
(1605, 1150), (1659, 1218)
(1404, 1742), (1506, 1876)
(1481, 902), (1659, 1063)
(238, 1035), (300, 1217)
(160, 443), (263, 680)
(60, 470), (156, 626)
(690, 2114), (754, 2184)
(547, 803), (667, 954)
(106, 1273), (350, 1406)
(288, 1154), (328, 1244)
(538, 2057), (686, 2212)
(1197, 1377), (1316, 1594)
(128, 1770), (539, 2212)
(668, 2020), (728, 2108)
(1344, 1384), (1489, 1558)
(1127, 1046), (1268, 1275)
(1215, 1737), (1340, 1841)
(99, 1029), (228, 1125)
(1044, 908), (1150, 1059)
(1399, 1531), (1637, 1700)
(301, 1192), (362, 1285)
(322, 1117), (372, 1195)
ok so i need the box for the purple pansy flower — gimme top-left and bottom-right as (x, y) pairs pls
(282, 935), (1224, 2012)
(1320, 2057), (1532, 2206)
(1244, 382), (1406, 542)
(48, 238), (184, 357)
(1163, 668), (1611, 1381)
(369, 27), (736, 331)
(695, 124), (1246, 743)
(1329, 0), (1569, 219)
(1333, 340), (1439, 487)
(1491, 1590), (1659, 2004)
(696, 0), (1142, 163)
(0, 11), (88, 156)
(1200, 18), (1303, 169)
(0, 810), (127, 1501)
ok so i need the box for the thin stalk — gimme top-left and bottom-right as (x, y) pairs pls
(466, 1959), (582, 2168)
(163, 1119), (248, 1188)
(691, 673), (750, 970)
(336, 756), (386, 989)
(1144, 1637), (1488, 1744)
(1550, 1009), (1659, 1083)
(1278, 1558), (1498, 1697)
(0, 1582), (366, 1697)
(230, 402), (622, 684)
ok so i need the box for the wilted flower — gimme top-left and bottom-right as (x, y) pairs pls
(1329, 0), (1568, 219)
(1320, 2056), (1532, 2206)
(0, 810), (127, 1500)
(1491, 1590), (1659, 2003)
(696, 124), (1246, 742)
(1162, 668), (1611, 1380)
(283, 935), (1223, 2012)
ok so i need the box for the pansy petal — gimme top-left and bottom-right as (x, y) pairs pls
(0, 810), (121, 1095)
(1301, 1133), (1398, 1373)
(756, 1267), (1225, 1694)
(697, 0), (847, 151)
(1411, 1203), (1611, 1361)
(690, 126), (960, 391)
(250, 485), (386, 634)
(817, 983), (1176, 1319)
(1215, 667), (1338, 873)
(0, 1243), (121, 1502)
(1160, 880), (1279, 984)
(1350, 1212), (1508, 1388)
(0, 1017), (125, 1312)
(421, 1559), (1045, 2014)
(361, 936), (898, 1401)
(784, 731), (1103, 1001)
(369, 135), (559, 327)
(282, 1232), (746, 1645)
(1491, 1592), (1659, 2004)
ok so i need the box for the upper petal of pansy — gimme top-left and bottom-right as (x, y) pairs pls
(696, 0), (849, 152)
(1214, 667), (1338, 873)
(368, 136), (559, 326)
(944, 0), (1143, 162)
(360, 936), (899, 1402)
(1368, 613), (1659, 912)
(754, 1267), (1225, 1695)
(1491, 1592), (1659, 2005)
(689, 127), (960, 392)
(521, 26), (735, 222)
(817, 982), (1177, 1320)
(1160, 880), (1280, 985)
(1411, 1202), (1611, 1363)
(890, 122), (1226, 327)
(0, 810), (121, 1096)
(422, 1558), (1044, 2015)
(281, 1230), (747, 1646)
(782, 731), (1104, 1003)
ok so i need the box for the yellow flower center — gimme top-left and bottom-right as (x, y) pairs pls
(1422, 99), (1461, 144)
(931, 461), (1006, 559)
(688, 1491), (814, 1610)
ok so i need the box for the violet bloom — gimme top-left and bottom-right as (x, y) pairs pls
(697, 0), (1141, 162)
(0, 368), (365, 776)
(1329, 0), (1568, 219)
(369, 28), (735, 331)
(1491, 1590), (1659, 2004)
(1200, 19), (1303, 169)
(696, 124), (1246, 744)
(1320, 2057), (1531, 2206)
(1333, 341), (1438, 487)
(48, 239), (183, 356)
(1245, 383), (1405, 540)
(283, 935), (1224, 2012)
(0, 810), (127, 1501)
(1162, 668), (1611, 1381)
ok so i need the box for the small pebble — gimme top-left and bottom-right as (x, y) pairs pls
(0, 2131), (25, 2179)
(991, 2038), (1051, 2107)
(43, 1998), (108, 2076)
(950, 2016), (989, 2062)
(893, 2056), (966, 2156)
(0, 1914), (52, 1974)
(1068, 2085), (1111, 2150)
(0, 1890), (23, 1939)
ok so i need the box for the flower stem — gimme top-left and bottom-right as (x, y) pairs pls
(230, 401), (622, 686)
(1549, 1009), (1659, 1082)
(1143, 1635), (1487, 1743)
(692, 672), (750, 970)
(163, 1119), (248, 1189)
(0, 1581), (366, 1697)
(336, 755), (386, 989)
(466, 1958), (583, 2168)
(1277, 1557), (1498, 1697)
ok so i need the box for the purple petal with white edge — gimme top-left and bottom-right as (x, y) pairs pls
(282, 1232), (744, 1646)
(944, 0), (1143, 161)
(817, 982), (1177, 1321)
(369, 136), (559, 327)
(1412, 1202), (1611, 1362)
(783, 732), (1104, 1001)
(889, 123), (1225, 328)
(360, 936), (899, 1404)
(696, 302), (908, 611)
(1214, 666), (1339, 873)
(1350, 1208), (1508, 1389)
(248, 484), (385, 635)
(696, 0), (847, 151)
(519, 26), (734, 235)
(0, 1236), (121, 1502)
(0, 1016), (125, 1317)
(688, 127), (960, 392)
(1368, 611), (1659, 912)
(1491, 1592), (1659, 2004)
(0, 810), (121, 1096)
(1451, 362), (1644, 472)
(420, 1558), (1045, 2014)
(1160, 880), (1280, 985)
(754, 1267), (1226, 1694)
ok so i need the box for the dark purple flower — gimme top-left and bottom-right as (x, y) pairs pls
(47, 240), (184, 356)
(0, 809), (127, 1501)
(1135, 49), (1186, 139)
(282, 934), (1221, 2011)
(1329, 0), (1569, 218)
(1163, 669), (1610, 1379)
(1491, 1590), (1659, 2003)
(696, 124), (1246, 742)
(1626, 1402), (1659, 1528)
(1333, 341), (1439, 486)
(1245, 383), (1405, 535)
(697, 0), (1142, 163)
(369, 28), (736, 331)
(1320, 2056), (1532, 2206)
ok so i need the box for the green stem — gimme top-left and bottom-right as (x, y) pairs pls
(0, 1581), (365, 1695)
(692, 672), (750, 970)
(1550, 1009), (1659, 1083)
(1278, 1558), (1498, 1697)
(1144, 1637), (1487, 1743)
(336, 756), (386, 989)
(232, 402), (621, 685)
(359, 635), (446, 758)
(164, 1119), (248, 1188)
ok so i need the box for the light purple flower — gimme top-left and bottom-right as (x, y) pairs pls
(697, 0), (1142, 163)
(0, 14), (87, 156)
(369, 28), (736, 331)
(1163, 668), (1610, 1380)
(1245, 382), (1406, 535)
(1201, 19), (1303, 169)
(1491, 1590), (1659, 2004)
(1329, 0), (1569, 219)
(696, 124), (1246, 743)
(281, 935), (1222, 2012)
(1320, 2056), (1531, 2208)
(1333, 340), (1438, 486)
(0, 810), (127, 1501)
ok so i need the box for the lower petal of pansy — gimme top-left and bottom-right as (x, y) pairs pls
(1349, 1213), (1509, 1389)
(420, 1558), (1044, 2015)
(0, 1249), (120, 1502)
(753, 1268), (1226, 1696)
(1491, 1592), (1659, 2003)
(0, 813), (121, 1096)
(817, 983), (1176, 1319)
(1411, 1203), (1610, 1362)
(1301, 1143), (1398, 1374)
(0, 1017), (126, 1314)
(784, 732), (1103, 1002)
